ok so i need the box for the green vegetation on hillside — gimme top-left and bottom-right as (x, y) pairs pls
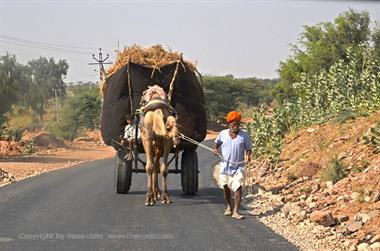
(246, 9), (380, 162)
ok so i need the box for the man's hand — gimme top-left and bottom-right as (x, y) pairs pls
(246, 150), (252, 164)
(214, 148), (219, 156)
(214, 143), (219, 156)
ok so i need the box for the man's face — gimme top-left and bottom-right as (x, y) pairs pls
(229, 121), (240, 133)
(127, 118), (133, 125)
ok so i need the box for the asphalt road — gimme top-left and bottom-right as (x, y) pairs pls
(0, 141), (297, 251)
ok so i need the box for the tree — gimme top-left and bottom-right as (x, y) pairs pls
(203, 75), (242, 119)
(0, 53), (28, 126)
(26, 57), (68, 122)
(373, 23), (380, 61)
(276, 9), (375, 102)
(47, 84), (101, 140)
(203, 75), (277, 120)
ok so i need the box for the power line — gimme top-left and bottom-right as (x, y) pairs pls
(0, 39), (92, 55)
(0, 34), (97, 51)
(0, 34), (117, 57)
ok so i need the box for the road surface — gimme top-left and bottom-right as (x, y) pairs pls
(0, 141), (297, 251)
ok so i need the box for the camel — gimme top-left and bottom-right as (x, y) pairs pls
(140, 98), (177, 206)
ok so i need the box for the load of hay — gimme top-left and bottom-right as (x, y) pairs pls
(101, 44), (196, 94)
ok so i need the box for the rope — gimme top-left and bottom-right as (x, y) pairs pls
(168, 59), (180, 103)
(127, 58), (134, 115)
(178, 132), (246, 166)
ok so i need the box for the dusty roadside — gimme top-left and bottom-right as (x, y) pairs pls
(0, 142), (115, 187)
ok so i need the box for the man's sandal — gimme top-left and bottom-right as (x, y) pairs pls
(224, 209), (232, 216)
(232, 213), (244, 220)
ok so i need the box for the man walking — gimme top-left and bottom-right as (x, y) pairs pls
(214, 111), (252, 220)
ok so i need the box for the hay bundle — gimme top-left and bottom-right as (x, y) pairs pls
(105, 44), (196, 77)
(101, 44), (196, 94)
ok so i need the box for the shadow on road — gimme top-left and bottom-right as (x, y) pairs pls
(124, 187), (226, 207)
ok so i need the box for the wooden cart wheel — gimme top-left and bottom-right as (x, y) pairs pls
(181, 150), (198, 195)
(116, 151), (132, 194)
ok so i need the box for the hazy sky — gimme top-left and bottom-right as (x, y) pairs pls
(0, 0), (379, 83)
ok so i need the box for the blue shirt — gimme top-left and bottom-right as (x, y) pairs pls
(215, 129), (252, 175)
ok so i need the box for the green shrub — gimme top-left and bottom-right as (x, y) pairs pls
(46, 85), (101, 141)
(352, 160), (370, 173)
(46, 121), (78, 141)
(320, 158), (348, 184)
(21, 140), (38, 155)
(363, 121), (380, 154)
(0, 127), (23, 141)
(333, 108), (360, 124)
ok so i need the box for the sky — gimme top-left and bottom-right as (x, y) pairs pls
(0, 0), (379, 83)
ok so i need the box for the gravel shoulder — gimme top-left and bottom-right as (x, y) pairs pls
(213, 163), (353, 251)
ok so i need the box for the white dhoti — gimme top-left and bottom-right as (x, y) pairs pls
(219, 172), (244, 192)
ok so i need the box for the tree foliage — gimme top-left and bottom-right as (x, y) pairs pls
(0, 54), (68, 126)
(275, 9), (377, 102)
(47, 84), (101, 140)
(26, 57), (68, 121)
(203, 75), (277, 120)
(0, 54), (28, 126)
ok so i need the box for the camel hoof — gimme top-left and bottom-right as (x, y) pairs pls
(145, 193), (155, 206)
(161, 194), (171, 204)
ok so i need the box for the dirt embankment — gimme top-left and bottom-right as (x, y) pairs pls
(244, 111), (380, 251)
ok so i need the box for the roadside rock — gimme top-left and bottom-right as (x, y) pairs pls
(293, 211), (307, 223)
(371, 235), (380, 244)
(351, 192), (363, 203)
(347, 221), (363, 233)
(326, 181), (334, 191)
(311, 183), (320, 193)
(357, 242), (370, 251)
(74, 137), (95, 142)
(336, 214), (349, 223)
(372, 190), (380, 203)
(310, 210), (336, 227)
(305, 194), (316, 204)
(370, 242), (380, 250)
(281, 203), (301, 218)
(359, 213), (371, 224)
(367, 210), (379, 220)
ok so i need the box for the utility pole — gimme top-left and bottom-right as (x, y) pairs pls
(89, 48), (112, 82)
(54, 89), (59, 121)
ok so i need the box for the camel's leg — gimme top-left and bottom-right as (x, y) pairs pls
(142, 137), (155, 206)
(153, 147), (161, 200)
(160, 140), (173, 204)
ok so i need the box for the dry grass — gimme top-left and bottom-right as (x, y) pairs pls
(105, 44), (196, 76)
(101, 44), (197, 95)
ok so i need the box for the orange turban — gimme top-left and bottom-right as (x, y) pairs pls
(226, 111), (241, 124)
